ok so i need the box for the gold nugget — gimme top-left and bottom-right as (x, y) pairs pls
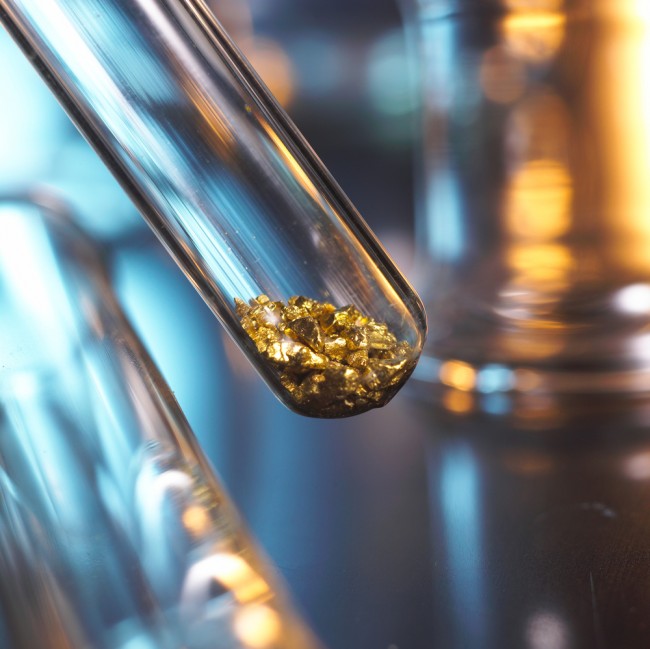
(235, 295), (417, 417)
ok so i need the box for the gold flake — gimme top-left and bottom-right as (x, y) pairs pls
(236, 295), (416, 417)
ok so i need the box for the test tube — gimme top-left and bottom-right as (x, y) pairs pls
(0, 0), (426, 418)
(0, 194), (323, 648)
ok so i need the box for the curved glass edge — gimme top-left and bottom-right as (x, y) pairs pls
(0, 194), (324, 649)
(0, 0), (426, 419)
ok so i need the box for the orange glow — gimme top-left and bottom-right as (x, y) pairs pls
(205, 3), (294, 108)
(260, 120), (321, 202)
(242, 37), (296, 108)
(503, 90), (574, 298)
(439, 360), (477, 391)
(504, 160), (572, 241)
(234, 604), (283, 648)
(479, 46), (526, 104)
(505, 0), (564, 9)
(501, 10), (566, 62)
(442, 389), (475, 414)
(589, 3), (650, 273)
(592, 1), (650, 23)
(182, 505), (211, 536)
(210, 553), (270, 603)
(506, 243), (574, 289)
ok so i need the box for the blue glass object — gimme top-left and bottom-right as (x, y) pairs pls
(0, 195), (323, 649)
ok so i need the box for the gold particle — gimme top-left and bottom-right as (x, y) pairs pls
(235, 295), (417, 417)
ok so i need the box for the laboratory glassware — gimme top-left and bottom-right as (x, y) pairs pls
(0, 0), (427, 417)
(405, 0), (650, 398)
(0, 194), (323, 648)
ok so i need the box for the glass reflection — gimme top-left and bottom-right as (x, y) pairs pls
(1, 0), (426, 418)
(423, 392), (650, 649)
(0, 196), (322, 649)
(408, 0), (650, 395)
(435, 441), (486, 647)
(0, 27), (141, 241)
(500, 1), (566, 63)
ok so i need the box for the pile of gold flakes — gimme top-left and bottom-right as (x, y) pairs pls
(235, 295), (416, 417)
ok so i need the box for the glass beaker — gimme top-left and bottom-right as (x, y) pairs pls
(406, 0), (650, 397)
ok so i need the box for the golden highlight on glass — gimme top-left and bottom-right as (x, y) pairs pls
(407, 0), (650, 398)
(0, 0), (426, 417)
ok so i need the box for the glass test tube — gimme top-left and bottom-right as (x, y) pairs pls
(0, 0), (427, 418)
(0, 194), (323, 649)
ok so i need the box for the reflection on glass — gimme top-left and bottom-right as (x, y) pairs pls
(0, 0), (426, 417)
(407, 0), (650, 398)
(434, 441), (486, 647)
(500, 1), (566, 63)
(0, 196), (322, 648)
(425, 393), (650, 649)
(0, 27), (141, 241)
(439, 360), (477, 392)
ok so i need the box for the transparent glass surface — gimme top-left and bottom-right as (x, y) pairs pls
(406, 0), (650, 397)
(0, 0), (426, 417)
(0, 195), (323, 649)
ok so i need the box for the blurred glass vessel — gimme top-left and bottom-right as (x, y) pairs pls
(406, 0), (650, 397)
(0, 195), (322, 649)
(0, 0), (426, 418)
